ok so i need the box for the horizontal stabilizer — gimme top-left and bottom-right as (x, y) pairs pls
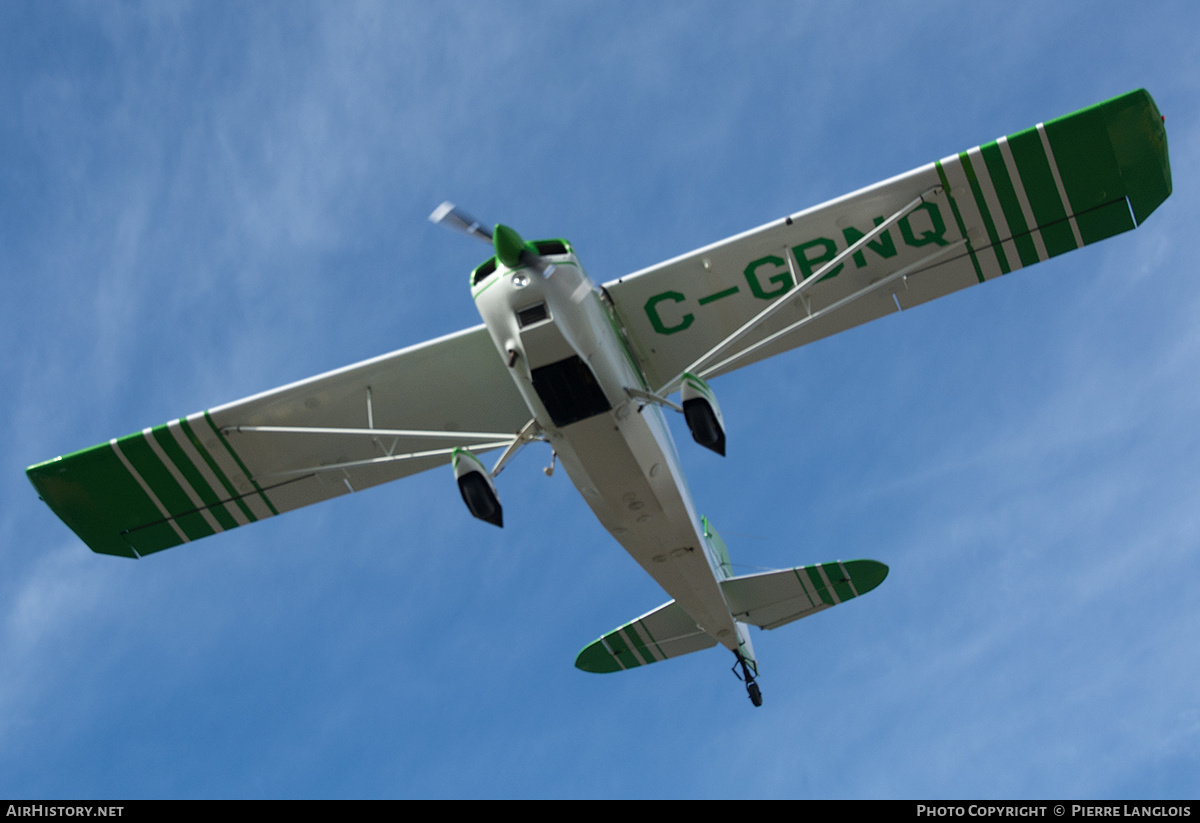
(575, 600), (717, 673)
(576, 558), (888, 673)
(722, 559), (888, 630)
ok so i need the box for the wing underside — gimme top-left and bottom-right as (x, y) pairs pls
(31, 91), (1171, 560)
(28, 325), (531, 557)
(603, 89), (1171, 391)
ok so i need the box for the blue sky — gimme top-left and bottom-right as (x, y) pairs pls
(3, 1), (1198, 799)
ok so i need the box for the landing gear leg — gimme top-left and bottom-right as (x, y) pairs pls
(731, 653), (763, 707)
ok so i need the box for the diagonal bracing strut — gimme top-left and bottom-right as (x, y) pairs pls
(657, 187), (947, 396)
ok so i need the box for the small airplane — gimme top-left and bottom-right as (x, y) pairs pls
(27, 90), (1171, 706)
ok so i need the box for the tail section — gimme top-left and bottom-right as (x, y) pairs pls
(701, 515), (734, 579)
(576, 559), (888, 672)
(704, 517), (761, 697)
(576, 518), (888, 706)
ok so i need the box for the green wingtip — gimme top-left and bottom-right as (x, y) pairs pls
(1042, 89), (1172, 234)
(575, 639), (622, 673)
(1107, 89), (1172, 224)
(843, 559), (889, 595)
(27, 446), (144, 558)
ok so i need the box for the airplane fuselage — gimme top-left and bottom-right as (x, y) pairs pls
(470, 242), (749, 655)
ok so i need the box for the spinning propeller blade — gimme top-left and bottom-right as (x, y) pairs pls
(429, 202), (554, 276)
(428, 201), (493, 243)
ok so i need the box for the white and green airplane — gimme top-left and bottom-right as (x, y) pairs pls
(28, 90), (1171, 706)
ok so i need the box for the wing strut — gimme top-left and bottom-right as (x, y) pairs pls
(698, 237), (966, 379)
(254, 441), (517, 481)
(488, 418), (542, 478)
(224, 425), (518, 442)
(656, 187), (945, 395)
(222, 421), (524, 482)
(623, 387), (684, 412)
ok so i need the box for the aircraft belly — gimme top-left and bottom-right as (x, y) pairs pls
(551, 410), (740, 649)
(468, 249), (740, 649)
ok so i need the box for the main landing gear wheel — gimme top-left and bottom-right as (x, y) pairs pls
(732, 653), (763, 708)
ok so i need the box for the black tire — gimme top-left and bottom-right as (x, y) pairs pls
(748, 682), (762, 707)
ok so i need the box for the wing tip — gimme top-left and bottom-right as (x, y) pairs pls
(575, 640), (623, 674)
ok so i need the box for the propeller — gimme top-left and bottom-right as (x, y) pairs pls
(429, 201), (554, 276)
(428, 201), (492, 243)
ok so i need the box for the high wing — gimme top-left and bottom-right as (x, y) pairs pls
(603, 89), (1172, 392)
(27, 325), (531, 557)
(30, 90), (1171, 561)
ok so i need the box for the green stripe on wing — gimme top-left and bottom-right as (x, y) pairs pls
(26, 412), (273, 558)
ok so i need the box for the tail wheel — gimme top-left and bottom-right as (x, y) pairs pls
(732, 652), (763, 708)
